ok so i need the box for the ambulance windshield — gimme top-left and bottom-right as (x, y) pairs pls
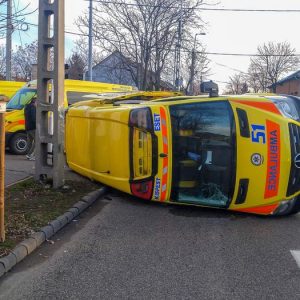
(169, 101), (236, 208)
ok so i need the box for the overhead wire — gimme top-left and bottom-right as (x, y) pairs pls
(13, 0), (23, 48)
(13, 21), (300, 58)
(210, 60), (247, 74)
(87, 0), (300, 13)
(5, 0), (296, 91)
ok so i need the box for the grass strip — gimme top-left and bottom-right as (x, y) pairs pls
(1, 178), (100, 257)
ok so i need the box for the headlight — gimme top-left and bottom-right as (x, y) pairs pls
(270, 97), (300, 121)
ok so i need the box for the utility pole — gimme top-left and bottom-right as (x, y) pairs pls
(88, 0), (93, 81)
(174, 0), (183, 91)
(6, 0), (12, 81)
(36, 0), (65, 188)
(189, 49), (196, 95)
(189, 33), (205, 95)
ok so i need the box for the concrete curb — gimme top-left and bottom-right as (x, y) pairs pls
(0, 187), (107, 278)
(5, 176), (33, 188)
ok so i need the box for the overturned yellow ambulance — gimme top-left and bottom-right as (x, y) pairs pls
(66, 89), (300, 216)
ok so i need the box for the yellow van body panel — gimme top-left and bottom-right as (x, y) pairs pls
(66, 105), (132, 194)
(0, 81), (25, 99)
(23, 79), (134, 93)
(228, 98), (291, 212)
(5, 109), (25, 132)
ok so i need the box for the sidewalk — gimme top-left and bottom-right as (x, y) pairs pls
(5, 153), (34, 187)
(5, 153), (86, 186)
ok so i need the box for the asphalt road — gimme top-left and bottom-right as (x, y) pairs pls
(0, 190), (300, 299)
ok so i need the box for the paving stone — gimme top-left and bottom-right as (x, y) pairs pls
(49, 219), (63, 234)
(0, 262), (5, 277)
(86, 188), (106, 203)
(0, 253), (17, 271)
(62, 211), (74, 223)
(81, 195), (90, 203)
(20, 238), (37, 255)
(40, 225), (54, 239)
(56, 215), (68, 228)
(12, 245), (28, 263)
(31, 232), (46, 247)
(73, 201), (89, 213)
(67, 207), (79, 218)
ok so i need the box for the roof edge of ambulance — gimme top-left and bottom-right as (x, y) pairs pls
(151, 93), (278, 103)
(70, 93), (276, 109)
(150, 94), (227, 103)
(23, 79), (134, 92)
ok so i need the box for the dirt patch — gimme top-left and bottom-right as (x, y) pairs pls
(1, 178), (101, 257)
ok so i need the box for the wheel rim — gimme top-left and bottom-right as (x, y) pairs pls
(16, 138), (27, 151)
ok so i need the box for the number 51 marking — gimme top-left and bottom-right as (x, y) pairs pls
(251, 124), (266, 144)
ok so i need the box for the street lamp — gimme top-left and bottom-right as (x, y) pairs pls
(189, 32), (206, 95)
(193, 32), (206, 48)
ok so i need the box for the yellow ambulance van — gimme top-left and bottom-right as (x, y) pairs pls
(5, 79), (133, 154)
(0, 80), (25, 100)
(66, 86), (300, 216)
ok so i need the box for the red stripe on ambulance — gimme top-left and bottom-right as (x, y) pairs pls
(264, 120), (281, 199)
(160, 107), (168, 201)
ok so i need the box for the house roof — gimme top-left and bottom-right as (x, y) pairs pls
(93, 50), (133, 69)
(269, 70), (300, 88)
(91, 50), (174, 90)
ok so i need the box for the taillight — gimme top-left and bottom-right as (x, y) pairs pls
(130, 180), (153, 200)
(129, 107), (153, 130)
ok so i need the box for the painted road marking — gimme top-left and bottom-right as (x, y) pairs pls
(290, 250), (300, 268)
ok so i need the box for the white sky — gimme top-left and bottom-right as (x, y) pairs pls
(9, 0), (300, 92)
(202, 0), (300, 91)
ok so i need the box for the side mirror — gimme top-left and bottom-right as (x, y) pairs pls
(200, 81), (219, 97)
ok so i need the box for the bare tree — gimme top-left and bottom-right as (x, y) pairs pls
(246, 62), (269, 93)
(0, 45), (5, 77)
(76, 0), (207, 90)
(73, 36), (104, 71)
(247, 63), (263, 93)
(226, 73), (248, 95)
(12, 40), (38, 80)
(67, 52), (86, 80)
(181, 45), (210, 95)
(251, 42), (300, 93)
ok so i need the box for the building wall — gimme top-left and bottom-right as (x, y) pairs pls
(276, 79), (300, 96)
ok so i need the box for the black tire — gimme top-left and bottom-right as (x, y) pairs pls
(9, 132), (29, 155)
(274, 196), (300, 216)
(289, 196), (300, 215)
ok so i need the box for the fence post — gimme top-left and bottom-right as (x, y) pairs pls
(0, 102), (6, 242)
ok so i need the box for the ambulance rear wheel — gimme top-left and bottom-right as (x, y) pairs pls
(9, 132), (29, 155)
